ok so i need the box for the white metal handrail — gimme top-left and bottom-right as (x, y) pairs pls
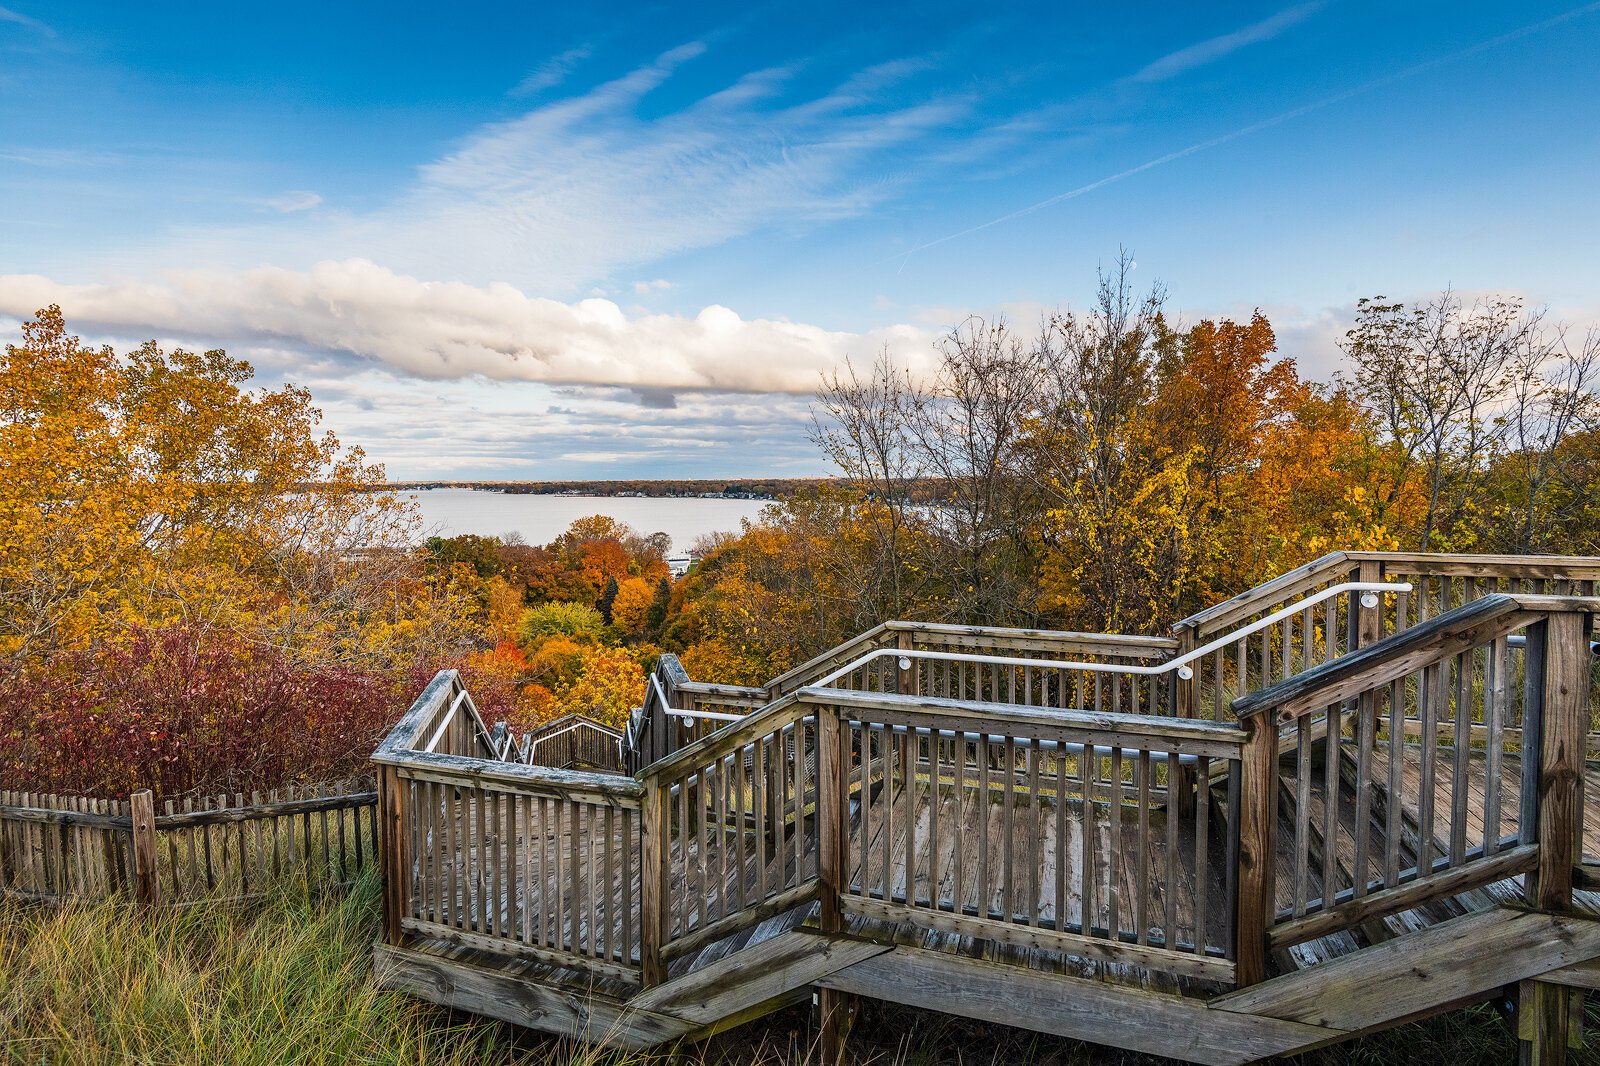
(811, 581), (1413, 689)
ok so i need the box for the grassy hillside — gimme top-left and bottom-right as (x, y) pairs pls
(0, 874), (1585, 1065)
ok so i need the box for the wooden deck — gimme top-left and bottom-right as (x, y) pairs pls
(372, 553), (1600, 1065)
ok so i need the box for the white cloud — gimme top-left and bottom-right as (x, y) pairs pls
(154, 42), (968, 294)
(1128, 3), (1322, 83)
(511, 45), (593, 96)
(0, 5), (53, 36)
(260, 190), (323, 213)
(0, 259), (941, 393)
(633, 278), (674, 295)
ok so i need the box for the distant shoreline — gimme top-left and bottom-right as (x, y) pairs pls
(382, 478), (833, 500)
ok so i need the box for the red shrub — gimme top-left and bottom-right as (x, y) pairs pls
(0, 627), (408, 799)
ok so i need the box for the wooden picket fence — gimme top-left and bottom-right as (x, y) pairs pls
(0, 779), (378, 906)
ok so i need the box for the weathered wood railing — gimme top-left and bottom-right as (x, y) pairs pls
(638, 693), (819, 981)
(521, 713), (624, 772)
(1, 781), (376, 905)
(819, 689), (1243, 983)
(373, 670), (645, 986)
(1176, 552), (1600, 726)
(1228, 593), (1596, 983)
(802, 623), (1180, 714)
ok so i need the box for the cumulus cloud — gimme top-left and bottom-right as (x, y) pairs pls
(0, 259), (940, 393)
(1128, 3), (1322, 83)
(633, 278), (674, 295)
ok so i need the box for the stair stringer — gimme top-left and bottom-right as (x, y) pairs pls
(628, 928), (891, 1038)
(1210, 904), (1600, 1039)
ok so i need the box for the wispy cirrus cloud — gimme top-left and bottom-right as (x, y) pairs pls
(1127, 2), (1322, 83)
(259, 190), (323, 213)
(510, 45), (593, 96)
(141, 40), (967, 297)
(0, 5), (53, 36)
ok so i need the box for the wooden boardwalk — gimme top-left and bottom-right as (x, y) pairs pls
(371, 552), (1600, 1065)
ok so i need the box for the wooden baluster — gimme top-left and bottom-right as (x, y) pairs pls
(1450, 649), (1472, 867)
(1294, 713), (1312, 917)
(1322, 702), (1341, 907)
(1385, 677), (1405, 887)
(1418, 663), (1441, 874)
(1485, 635), (1507, 855)
(1195, 754), (1212, 955)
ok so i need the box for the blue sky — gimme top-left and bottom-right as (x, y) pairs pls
(2, 1), (1597, 478)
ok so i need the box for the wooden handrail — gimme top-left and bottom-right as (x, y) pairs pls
(765, 623), (894, 697)
(638, 692), (805, 783)
(800, 687), (1247, 756)
(378, 746), (644, 802)
(1226, 591), (1597, 989)
(1176, 551), (1352, 637)
(1178, 551), (1600, 642)
(1231, 594), (1599, 722)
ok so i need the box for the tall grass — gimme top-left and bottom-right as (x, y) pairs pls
(0, 873), (1593, 1065)
(0, 873), (601, 1066)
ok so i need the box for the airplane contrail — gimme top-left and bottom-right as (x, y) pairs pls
(886, 2), (1600, 269)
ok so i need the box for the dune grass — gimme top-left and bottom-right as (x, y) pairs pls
(0, 873), (607, 1066)
(1, 873), (1595, 1066)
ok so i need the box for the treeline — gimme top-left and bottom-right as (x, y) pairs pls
(385, 478), (825, 498)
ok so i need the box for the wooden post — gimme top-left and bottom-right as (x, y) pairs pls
(817, 988), (855, 1066)
(1519, 979), (1585, 1065)
(129, 788), (159, 908)
(649, 685), (669, 765)
(1174, 625), (1197, 718)
(378, 766), (410, 946)
(1355, 560), (1382, 648)
(1519, 611), (1589, 1066)
(895, 631), (917, 697)
(817, 706), (845, 933)
(640, 778), (668, 987)
(816, 705), (852, 1063)
(1233, 713), (1277, 988)
(1172, 625), (1198, 817)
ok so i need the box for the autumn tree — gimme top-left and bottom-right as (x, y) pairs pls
(0, 306), (457, 676)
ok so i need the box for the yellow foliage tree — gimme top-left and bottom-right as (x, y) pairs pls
(557, 645), (646, 728)
(610, 576), (655, 634)
(0, 306), (461, 673)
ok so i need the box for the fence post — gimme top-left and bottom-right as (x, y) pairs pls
(1174, 624), (1197, 717)
(129, 788), (159, 908)
(1233, 711), (1277, 988)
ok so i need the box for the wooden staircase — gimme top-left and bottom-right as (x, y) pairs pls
(371, 552), (1600, 1063)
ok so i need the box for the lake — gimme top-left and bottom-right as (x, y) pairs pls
(404, 488), (771, 552)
